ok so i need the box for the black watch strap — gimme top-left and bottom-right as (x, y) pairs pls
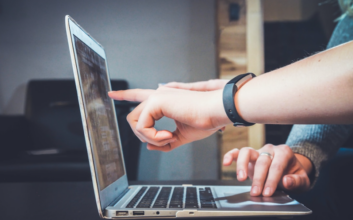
(223, 73), (256, 127)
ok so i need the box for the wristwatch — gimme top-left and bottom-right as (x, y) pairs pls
(223, 73), (256, 127)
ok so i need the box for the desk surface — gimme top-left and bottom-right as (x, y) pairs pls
(0, 180), (284, 220)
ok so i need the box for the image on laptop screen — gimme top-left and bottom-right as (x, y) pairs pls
(74, 35), (124, 190)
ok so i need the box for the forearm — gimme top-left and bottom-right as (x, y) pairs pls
(236, 40), (353, 124)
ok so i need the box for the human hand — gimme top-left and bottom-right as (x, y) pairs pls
(108, 87), (231, 152)
(223, 144), (312, 197)
(163, 79), (228, 131)
(164, 79), (228, 91)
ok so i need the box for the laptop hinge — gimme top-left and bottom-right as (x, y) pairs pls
(107, 187), (130, 207)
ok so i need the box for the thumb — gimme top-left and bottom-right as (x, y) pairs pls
(282, 173), (310, 192)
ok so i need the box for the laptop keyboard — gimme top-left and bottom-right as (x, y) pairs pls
(126, 186), (217, 209)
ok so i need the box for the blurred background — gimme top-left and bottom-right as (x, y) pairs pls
(0, 0), (342, 183)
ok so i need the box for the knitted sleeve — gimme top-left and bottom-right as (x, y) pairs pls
(286, 125), (353, 183)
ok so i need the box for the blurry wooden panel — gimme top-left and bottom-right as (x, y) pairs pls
(218, 0), (247, 80)
(217, 0), (265, 180)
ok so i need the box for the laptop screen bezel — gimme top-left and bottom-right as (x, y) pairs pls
(65, 15), (129, 215)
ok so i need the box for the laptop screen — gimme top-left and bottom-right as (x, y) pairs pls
(74, 35), (125, 190)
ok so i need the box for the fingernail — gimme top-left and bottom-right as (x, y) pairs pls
(251, 186), (259, 195)
(238, 170), (245, 179)
(264, 187), (271, 196)
(286, 177), (293, 187)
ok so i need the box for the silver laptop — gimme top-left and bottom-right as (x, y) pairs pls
(65, 15), (311, 219)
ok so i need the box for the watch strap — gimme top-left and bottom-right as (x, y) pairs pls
(223, 73), (256, 127)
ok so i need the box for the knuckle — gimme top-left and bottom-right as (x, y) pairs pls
(148, 94), (162, 106)
(149, 93), (158, 101)
(240, 147), (251, 154)
(278, 145), (293, 159)
(280, 145), (292, 153)
(135, 125), (144, 133)
(263, 144), (273, 150)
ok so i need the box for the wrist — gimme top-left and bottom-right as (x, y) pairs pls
(208, 89), (233, 128)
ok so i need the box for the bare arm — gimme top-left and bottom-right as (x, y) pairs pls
(236, 40), (353, 124)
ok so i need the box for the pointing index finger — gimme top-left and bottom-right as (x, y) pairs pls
(108, 89), (155, 102)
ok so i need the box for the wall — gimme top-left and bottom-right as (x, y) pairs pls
(0, 0), (218, 180)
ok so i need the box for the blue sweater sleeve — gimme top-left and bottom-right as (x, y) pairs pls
(286, 125), (353, 181)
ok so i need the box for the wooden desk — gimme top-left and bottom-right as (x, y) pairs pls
(0, 180), (287, 220)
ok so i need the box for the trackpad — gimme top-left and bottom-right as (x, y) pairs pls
(213, 186), (298, 209)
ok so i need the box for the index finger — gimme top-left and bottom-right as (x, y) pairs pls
(108, 89), (155, 102)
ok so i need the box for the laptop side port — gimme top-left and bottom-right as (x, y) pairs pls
(133, 211), (145, 216)
(116, 211), (128, 216)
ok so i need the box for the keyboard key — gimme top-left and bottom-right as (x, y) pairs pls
(152, 187), (171, 208)
(199, 187), (217, 209)
(168, 187), (184, 209)
(126, 187), (147, 208)
(185, 187), (199, 209)
(136, 187), (160, 208)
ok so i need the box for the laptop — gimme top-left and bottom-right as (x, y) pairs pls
(65, 15), (311, 219)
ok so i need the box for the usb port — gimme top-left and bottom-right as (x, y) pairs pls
(133, 211), (145, 216)
(116, 211), (128, 216)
